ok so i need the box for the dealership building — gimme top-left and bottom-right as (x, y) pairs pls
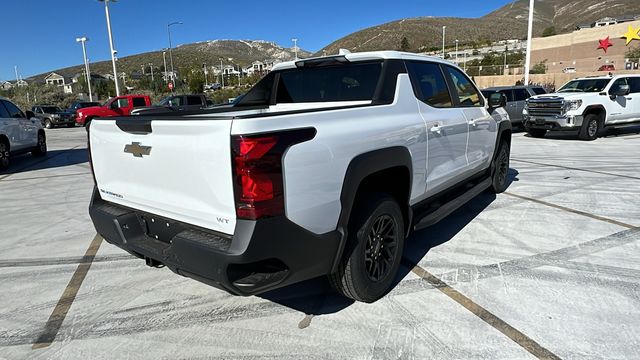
(531, 19), (640, 73)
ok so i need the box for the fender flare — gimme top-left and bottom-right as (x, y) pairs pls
(331, 146), (413, 272)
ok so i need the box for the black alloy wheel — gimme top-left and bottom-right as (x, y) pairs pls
(364, 214), (399, 282)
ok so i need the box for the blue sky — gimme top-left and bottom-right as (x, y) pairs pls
(1, 0), (513, 80)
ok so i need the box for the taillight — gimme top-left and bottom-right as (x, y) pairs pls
(231, 128), (316, 220)
(87, 127), (97, 186)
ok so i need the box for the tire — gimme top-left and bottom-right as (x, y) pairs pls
(489, 140), (510, 193)
(32, 132), (47, 157)
(329, 194), (405, 303)
(578, 113), (600, 141)
(0, 139), (9, 170)
(526, 128), (547, 138)
(44, 119), (53, 129)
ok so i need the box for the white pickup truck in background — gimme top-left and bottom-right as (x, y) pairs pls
(88, 51), (512, 302)
(524, 74), (640, 140)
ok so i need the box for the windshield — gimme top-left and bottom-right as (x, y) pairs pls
(558, 79), (610, 93)
(42, 106), (62, 113)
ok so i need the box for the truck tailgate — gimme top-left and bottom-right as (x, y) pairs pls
(89, 118), (236, 235)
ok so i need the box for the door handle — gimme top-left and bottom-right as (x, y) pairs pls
(468, 119), (479, 126)
(430, 125), (442, 134)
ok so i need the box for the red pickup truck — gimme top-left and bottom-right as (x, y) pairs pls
(75, 94), (151, 127)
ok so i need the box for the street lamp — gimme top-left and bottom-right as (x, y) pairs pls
(76, 36), (93, 101)
(162, 49), (168, 83)
(98, 0), (120, 96)
(292, 38), (298, 60)
(524, 0), (534, 85)
(167, 21), (183, 89)
(442, 26), (446, 59)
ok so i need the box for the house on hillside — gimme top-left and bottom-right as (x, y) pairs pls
(45, 72), (73, 94)
(244, 60), (280, 76)
(1, 81), (13, 90)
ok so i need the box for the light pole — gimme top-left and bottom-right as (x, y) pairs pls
(98, 0), (120, 96)
(14, 66), (19, 85)
(76, 36), (93, 101)
(442, 26), (446, 59)
(524, 0), (534, 85)
(203, 63), (208, 85)
(167, 21), (183, 88)
(292, 38), (298, 60)
(162, 49), (168, 82)
(148, 63), (154, 82)
(455, 39), (459, 63)
(504, 47), (508, 75)
(219, 58), (224, 88)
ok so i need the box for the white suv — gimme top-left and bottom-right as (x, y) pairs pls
(523, 75), (640, 140)
(0, 97), (47, 169)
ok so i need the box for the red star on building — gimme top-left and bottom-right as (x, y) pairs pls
(597, 37), (613, 53)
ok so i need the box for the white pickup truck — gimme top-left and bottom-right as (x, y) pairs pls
(88, 51), (512, 302)
(0, 97), (47, 169)
(523, 74), (640, 140)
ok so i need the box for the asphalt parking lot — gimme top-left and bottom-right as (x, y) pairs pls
(1, 126), (639, 359)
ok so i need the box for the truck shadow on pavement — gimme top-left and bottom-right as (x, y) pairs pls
(524, 124), (640, 141)
(259, 168), (520, 316)
(0, 149), (88, 176)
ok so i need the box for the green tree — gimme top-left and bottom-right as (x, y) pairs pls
(542, 26), (556, 37)
(400, 37), (410, 52)
(530, 60), (548, 74)
(626, 46), (640, 61)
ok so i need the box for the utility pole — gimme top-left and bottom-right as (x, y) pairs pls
(442, 26), (446, 59)
(149, 63), (154, 82)
(99, 0), (120, 96)
(464, 51), (467, 72)
(14, 65), (19, 84)
(220, 58), (224, 88)
(203, 63), (208, 85)
(524, 0), (535, 85)
(504, 47), (508, 75)
(455, 40), (459, 63)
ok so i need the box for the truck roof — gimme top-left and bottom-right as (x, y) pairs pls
(572, 74), (640, 81)
(272, 51), (457, 71)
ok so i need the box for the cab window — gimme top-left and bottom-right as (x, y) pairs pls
(513, 88), (530, 101)
(1, 100), (25, 118)
(113, 98), (129, 109)
(627, 77), (640, 94)
(0, 101), (12, 118)
(610, 78), (628, 94)
(444, 66), (482, 107)
(406, 61), (453, 108)
(132, 97), (147, 108)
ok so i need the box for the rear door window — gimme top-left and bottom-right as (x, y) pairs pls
(186, 96), (203, 105)
(627, 77), (640, 94)
(444, 66), (483, 107)
(513, 88), (530, 101)
(132, 97), (147, 107)
(275, 62), (382, 103)
(499, 90), (514, 102)
(406, 61), (453, 107)
(532, 87), (546, 95)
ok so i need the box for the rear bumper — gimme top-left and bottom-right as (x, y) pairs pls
(88, 187), (341, 296)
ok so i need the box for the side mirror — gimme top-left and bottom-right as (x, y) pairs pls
(25, 110), (35, 119)
(610, 84), (630, 98)
(488, 92), (505, 108)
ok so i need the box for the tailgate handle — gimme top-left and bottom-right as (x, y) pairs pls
(116, 118), (152, 134)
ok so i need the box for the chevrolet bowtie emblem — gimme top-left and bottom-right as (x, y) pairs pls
(124, 142), (152, 158)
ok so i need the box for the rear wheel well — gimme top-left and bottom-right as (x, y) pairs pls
(0, 135), (9, 149)
(353, 166), (411, 232)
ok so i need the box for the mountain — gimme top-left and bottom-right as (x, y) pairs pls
(317, 0), (640, 55)
(27, 40), (312, 82)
